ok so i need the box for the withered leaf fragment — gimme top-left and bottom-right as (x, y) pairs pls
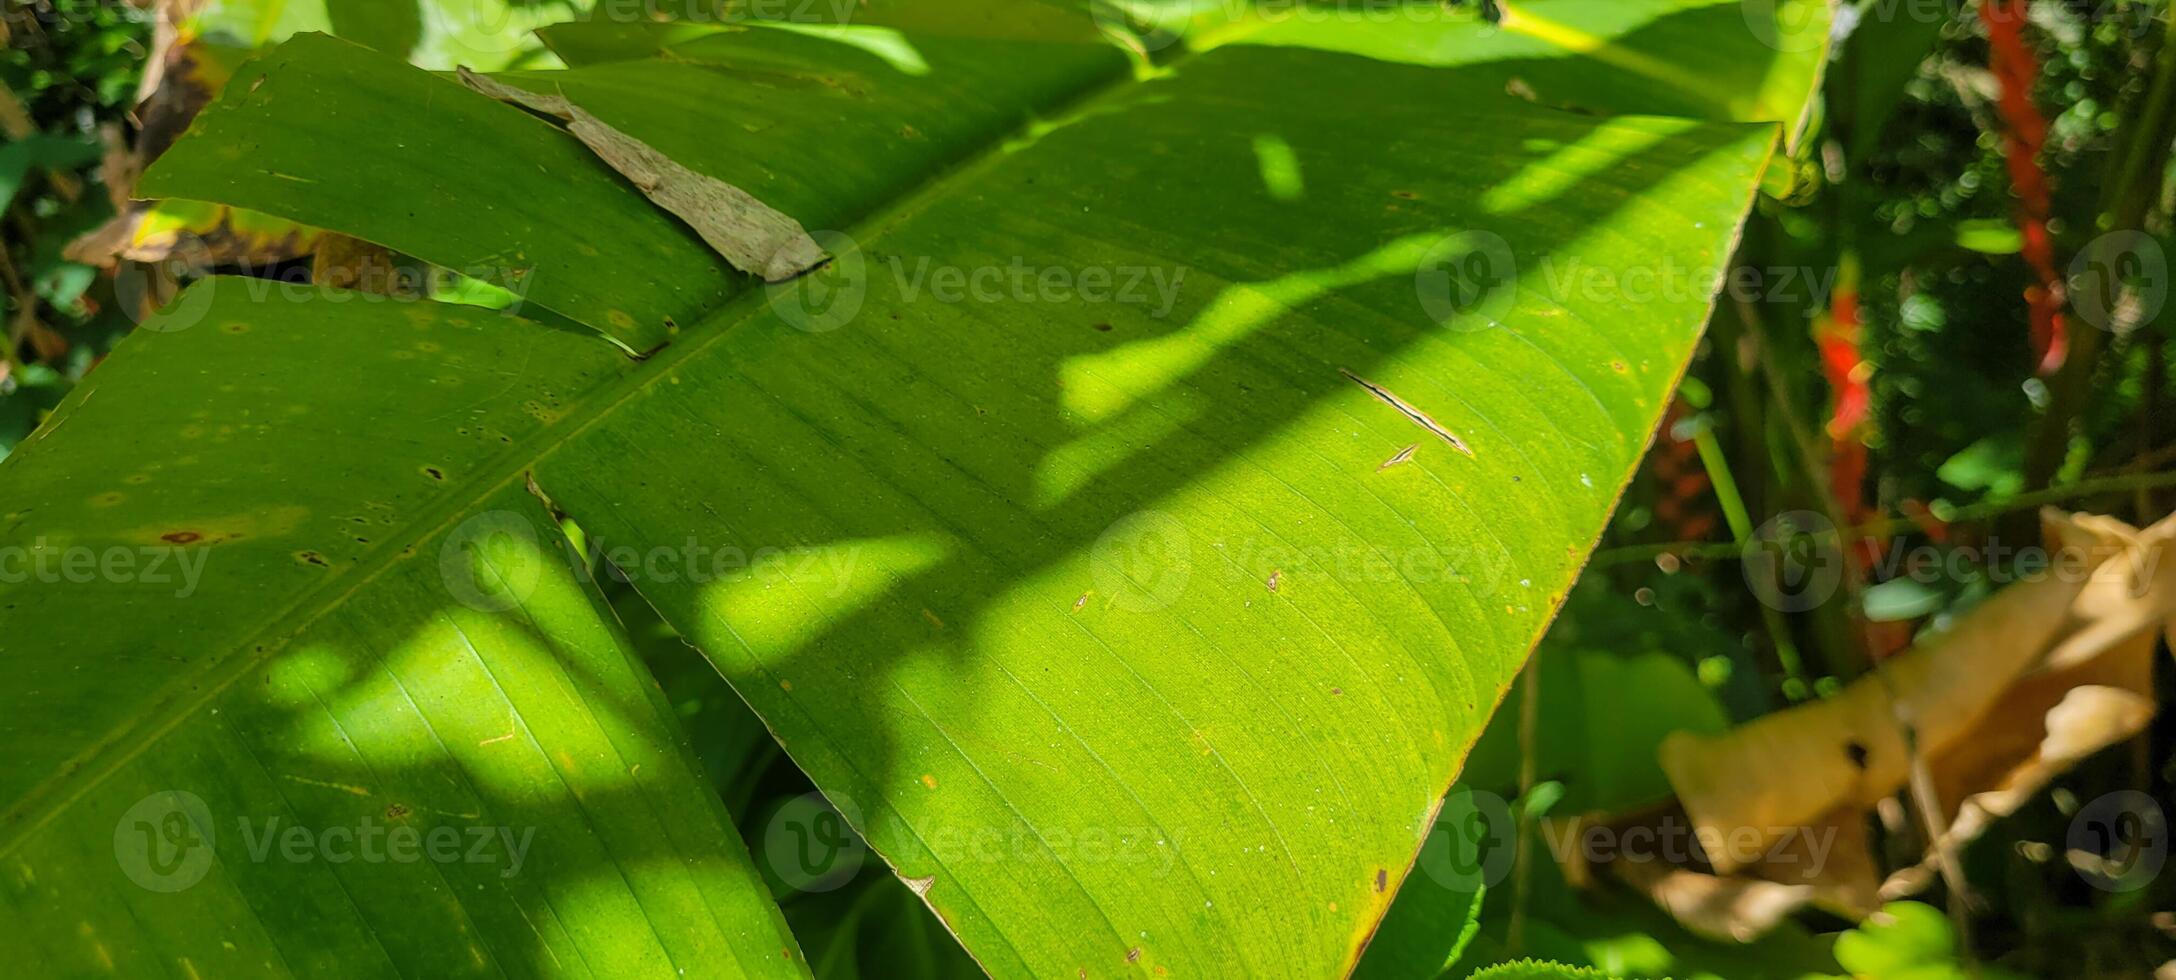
(457, 68), (827, 282)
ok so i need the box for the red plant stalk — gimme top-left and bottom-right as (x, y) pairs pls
(1816, 262), (1889, 561)
(1818, 263), (1919, 658)
(1981, 0), (2068, 375)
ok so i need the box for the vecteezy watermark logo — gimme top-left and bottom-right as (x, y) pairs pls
(1210, 534), (1518, 600)
(762, 792), (866, 893)
(116, 790), (539, 891)
(1090, 510), (1194, 612)
(1417, 788), (1517, 890)
(115, 791), (218, 892)
(924, 823), (1183, 877)
(235, 815), (535, 879)
(768, 230), (866, 333)
(2068, 791), (2167, 892)
(117, 242), (538, 333)
(1093, 0), (1494, 54)
(1539, 812), (1840, 878)
(888, 255), (1186, 318)
(575, 0), (861, 27)
(0, 538), (210, 597)
(1089, 0), (1190, 53)
(115, 249), (220, 334)
(1742, 510), (1844, 612)
(2068, 230), (2168, 333)
(1741, 0), (1829, 53)
(439, 509), (543, 613)
(765, 231), (1188, 331)
(1416, 231), (1517, 332)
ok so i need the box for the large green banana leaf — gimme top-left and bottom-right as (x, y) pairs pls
(0, 1), (1826, 975)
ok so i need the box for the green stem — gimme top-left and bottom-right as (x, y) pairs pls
(1692, 418), (1810, 696)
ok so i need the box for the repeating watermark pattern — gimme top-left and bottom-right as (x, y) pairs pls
(762, 792), (867, 892)
(0, 539), (209, 597)
(923, 823), (1184, 877)
(1416, 788), (1516, 890)
(439, 509), (870, 612)
(234, 817), (535, 879)
(1742, 510), (1849, 613)
(114, 791), (218, 893)
(1090, 0), (1496, 54)
(766, 229), (865, 333)
(439, 509), (545, 614)
(1412, 789), (1842, 891)
(1090, 510), (1195, 612)
(2067, 230), (2168, 333)
(758, 789), (1181, 896)
(890, 255), (1187, 318)
(1741, 510), (2165, 611)
(121, 248), (536, 333)
(2067, 790), (2167, 892)
(1411, 230), (1862, 329)
(115, 791), (535, 892)
(1741, 0), (1836, 53)
(576, 0), (861, 26)
(766, 232), (1187, 333)
(1416, 231), (1518, 330)
(1085, 510), (1522, 613)
(1539, 813), (1838, 880)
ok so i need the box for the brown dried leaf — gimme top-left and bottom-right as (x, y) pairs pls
(1656, 509), (2148, 875)
(311, 234), (404, 295)
(67, 6), (315, 271)
(456, 68), (827, 282)
(1570, 508), (2176, 940)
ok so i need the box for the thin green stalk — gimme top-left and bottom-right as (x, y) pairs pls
(1504, 654), (1541, 955)
(1693, 419), (1810, 696)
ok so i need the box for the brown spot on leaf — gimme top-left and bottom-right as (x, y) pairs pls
(385, 803), (410, 820)
(1266, 569), (1282, 593)
(1378, 444), (1419, 471)
(1374, 868), (1388, 892)
(160, 531), (202, 544)
(1126, 948), (1141, 963)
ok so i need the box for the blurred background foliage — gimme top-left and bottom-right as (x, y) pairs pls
(6, 0), (2176, 977)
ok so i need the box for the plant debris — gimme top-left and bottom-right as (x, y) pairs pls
(457, 68), (826, 282)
